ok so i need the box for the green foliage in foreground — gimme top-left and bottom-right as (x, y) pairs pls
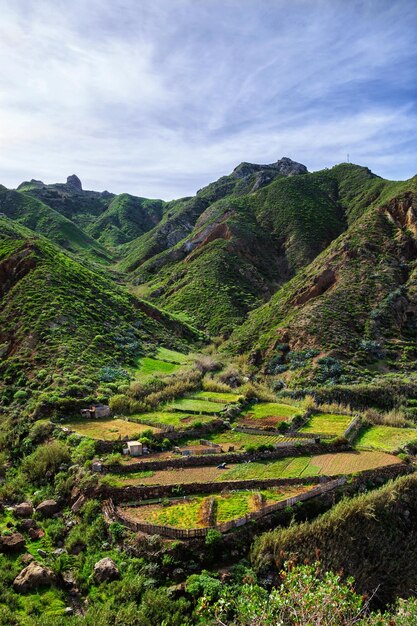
(252, 473), (417, 604)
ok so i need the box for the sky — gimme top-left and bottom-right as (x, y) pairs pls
(0, 0), (416, 199)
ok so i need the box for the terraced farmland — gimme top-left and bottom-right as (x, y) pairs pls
(63, 418), (160, 440)
(128, 410), (218, 429)
(299, 412), (353, 436)
(239, 402), (303, 427)
(189, 390), (242, 403)
(108, 450), (399, 486)
(135, 356), (181, 378)
(355, 425), (417, 452)
(120, 485), (314, 528)
(183, 430), (302, 451)
(168, 397), (227, 414)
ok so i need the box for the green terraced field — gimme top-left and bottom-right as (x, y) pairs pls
(135, 357), (181, 377)
(168, 397), (227, 413)
(189, 390), (243, 403)
(299, 412), (353, 436)
(109, 451), (400, 487)
(240, 402), (302, 425)
(182, 430), (299, 451)
(120, 485), (313, 528)
(155, 347), (191, 364)
(354, 425), (417, 452)
(128, 410), (218, 429)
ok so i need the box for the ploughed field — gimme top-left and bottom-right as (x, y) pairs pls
(104, 450), (399, 486)
(62, 418), (161, 440)
(120, 485), (315, 529)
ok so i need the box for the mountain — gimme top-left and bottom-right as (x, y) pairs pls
(118, 161), (393, 335)
(0, 184), (111, 264)
(226, 172), (417, 385)
(0, 217), (201, 419)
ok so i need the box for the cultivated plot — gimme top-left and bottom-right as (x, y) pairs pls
(63, 418), (160, 440)
(238, 402), (302, 427)
(354, 425), (417, 452)
(299, 412), (353, 437)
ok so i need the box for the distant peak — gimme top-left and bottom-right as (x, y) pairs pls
(66, 174), (82, 191)
(232, 157), (307, 179)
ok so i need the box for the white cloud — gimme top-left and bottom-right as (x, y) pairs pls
(0, 0), (416, 198)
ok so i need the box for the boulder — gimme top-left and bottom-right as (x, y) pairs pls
(0, 532), (25, 553)
(21, 553), (34, 565)
(93, 557), (119, 583)
(36, 499), (59, 517)
(14, 503), (33, 518)
(29, 528), (45, 541)
(18, 519), (38, 532)
(13, 562), (55, 593)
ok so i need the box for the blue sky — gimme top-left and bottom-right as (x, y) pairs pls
(0, 0), (416, 199)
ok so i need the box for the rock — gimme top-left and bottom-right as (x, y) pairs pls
(36, 499), (59, 517)
(93, 557), (120, 583)
(29, 528), (45, 541)
(18, 519), (37, 532)
(53, 548), (66, 556)
(21, 553), (34, 565)
(71, 494), (86, 514)
(13, 561), (55, 592)
(64, 607), (74, 616)
(14, 503), (33, 518)
(37, 549), (48, 557)
(66, 174), (82, 191)
(0, 532), (26, 553)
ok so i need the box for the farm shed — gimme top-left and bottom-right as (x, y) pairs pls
(126, 441), (143, 457)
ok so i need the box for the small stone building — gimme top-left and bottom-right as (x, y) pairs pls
(126, 441), (143, 457)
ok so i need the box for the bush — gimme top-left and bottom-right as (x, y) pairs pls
(21, 441), (70, 485)
(205, 529), (222, 546)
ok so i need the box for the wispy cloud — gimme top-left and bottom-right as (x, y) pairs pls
(0, 0), (416, 198)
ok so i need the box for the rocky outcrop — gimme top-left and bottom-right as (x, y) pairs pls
(35, 499), (59, 517)
(93, 557), (120, 583)
(232, 157), (307, 179)
(0, 532), (26, 553)
(66, 174), (82, 191)
(13, 562), (56, 592)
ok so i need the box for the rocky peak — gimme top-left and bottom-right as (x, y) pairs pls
(66, 174), (82, 191)
(232, 157), (307, 179)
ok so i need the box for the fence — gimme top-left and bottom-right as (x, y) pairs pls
(103, 477), (346, 539)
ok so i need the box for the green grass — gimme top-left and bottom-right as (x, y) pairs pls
(155, 347), (191, 363)
(183, 430), (298, 450)
(215, 492), (254, 523)
(135, 357), (181, 377)
(354, 425), (417, 452)
(101, 470), (155, 487)
(189, 390), (242, 403)
(299, 413), (353, 436)
(128, 410), (218, 429)
(168, 397), (227, 414)
(240, 402), (302, 423)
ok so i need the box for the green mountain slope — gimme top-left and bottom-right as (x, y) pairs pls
(0, 185), (111, 264)
(0, 218), (201, 418)
(121, 163), (394, 335)
(226, 175), (417, 384)
(88, 193), (165, 246)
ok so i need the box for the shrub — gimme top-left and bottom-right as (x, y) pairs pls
(205, 529), (222, 546)
(21, 441), (70, 485)
(194, 355), (222, 373)
(202, 379), (232, 393)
